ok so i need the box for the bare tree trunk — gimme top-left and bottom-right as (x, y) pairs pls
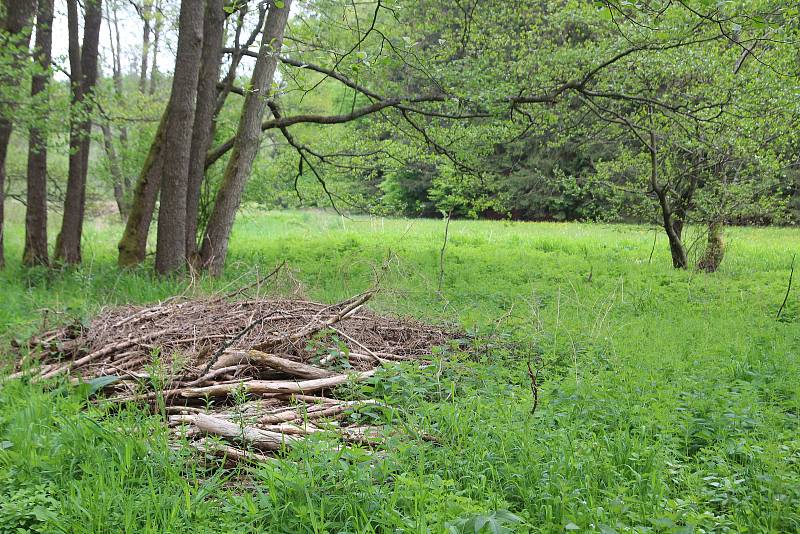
(199, 0), (292, 276)
(101, 122), (129, 220)
(105, 0), (129, 216)
(186, 0), (225, 262)
(0, 0), (36, 269)
(117, 110), (167, 267)
(154, 0), (205, 275)
(149, 0), (162, 95)
(54, 0), (103, 265)
(23, 0), (55, 267)
(139, 0), (153, 93)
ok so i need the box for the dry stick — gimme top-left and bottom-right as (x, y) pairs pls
(191, 437), (275, 463)
(201, 311), (281, 375)
(246, 350), (337, 379)
(180, 370), (376, 398)
(259, 399), (376, 424)
(214, 260), (286, 302)
(183, 364), (250, 386)
(527, 357), (540, 415)
(437, 209), (453, 295)
(328, 326), (384, 364)
(250, 291), (377, 351)
(648, 227), (658, 264)
(777, 253), (796, 319)
(116, 370), (377, 403)
(41, 327), (177, 379)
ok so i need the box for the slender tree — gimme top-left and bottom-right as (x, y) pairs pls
(149, 0), (162, 95)
(117, 110), (167, 266)
(199, 0), (292, 275)
(0, 0), (36, 268)
(154, 0), (205, 275)
(54, 0), (103, 265)
(23, 0), (55, 266)
(138, 0), (153, 93)
(186, 0), (225, 261)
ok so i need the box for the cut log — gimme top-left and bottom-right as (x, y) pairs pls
(180, 413), (299, 451)
(247, 350), (337, 379)
(178, 369), (375, 398)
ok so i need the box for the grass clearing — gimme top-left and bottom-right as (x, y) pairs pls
(1, 207), (799, 532)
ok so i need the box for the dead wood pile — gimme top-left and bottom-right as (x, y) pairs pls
(12, 290), (458, 463)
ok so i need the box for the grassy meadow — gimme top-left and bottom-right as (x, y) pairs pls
(1, 205), (799, 533)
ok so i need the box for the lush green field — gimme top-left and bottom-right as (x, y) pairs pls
(1, 207), (799, 533)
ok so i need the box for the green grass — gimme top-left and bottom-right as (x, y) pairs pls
(1, 206), (799, 533)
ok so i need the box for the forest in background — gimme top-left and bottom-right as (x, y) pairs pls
(1, 0), (798, 275)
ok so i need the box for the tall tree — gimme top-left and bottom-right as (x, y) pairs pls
(138, 0), (153, 93)
(0, 0), (36, 268)
(54, 0), (103, 265)
(199, 0), (292, 275)
(154, 0), (205, 275)
(186, 0), (225, 261)
(103, 0), (131, 219)
(149, 0), (162, 95)
(23, 0), (55, 266)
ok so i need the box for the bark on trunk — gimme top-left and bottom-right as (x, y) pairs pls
(117, 107), (167, 267)
(23, 0), (55, 267)
(665, 217), (688, 269)
(54, 0), (103, 265)
(154, 0), (205, 275)
(199, 0), (292, 275)
(186, 0), (225, 262)
(0, 0), (36, 269)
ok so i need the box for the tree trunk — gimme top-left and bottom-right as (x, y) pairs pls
(105, 1), (129, 210)
(697, 221), (725, 273)
(54, 0), (103, 265)
(666, 217), (688, 269)
(101, 122), (129, 220)
(0, 0), (36, 269)
(186, 0), (225, 262)
(117, 110), (167, 267)
(149, 0), (162, 95)
(154, 0), (205, 275)
(139, 0), (153, 93)
(199, 0), (292, 276)
(23, 0), (55, 267)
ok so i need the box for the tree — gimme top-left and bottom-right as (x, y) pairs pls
(154, 0), (205, 275)
(186, 0), (225, 261)
(198, 0), (293, 275)
(23, 0), (55, 266)
(0, 0), (36, 268)
(54, 0), (103, 265)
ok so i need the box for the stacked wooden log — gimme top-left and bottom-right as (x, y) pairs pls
(12, 290), (457, 463)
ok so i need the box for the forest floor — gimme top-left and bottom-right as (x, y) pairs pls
(1, 206), (799, 533)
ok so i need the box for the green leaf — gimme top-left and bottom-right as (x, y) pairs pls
(85, 375), (122, 395)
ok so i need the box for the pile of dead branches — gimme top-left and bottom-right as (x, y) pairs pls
(11, 290), (458, 463)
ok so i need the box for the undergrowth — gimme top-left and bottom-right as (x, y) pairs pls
(1, 208), (799, 532)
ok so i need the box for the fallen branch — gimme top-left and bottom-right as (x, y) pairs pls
(777, 253), (796, 319)
(175, 413), (299, 451)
